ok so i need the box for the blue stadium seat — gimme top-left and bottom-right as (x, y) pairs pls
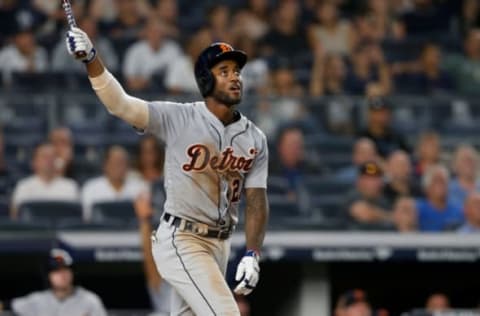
(91, 201), (137, 226)
(0, 218), (51, 231)
(17, 201), (83, 225)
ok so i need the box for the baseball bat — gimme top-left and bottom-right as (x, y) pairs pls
(61, 0), (87, 59)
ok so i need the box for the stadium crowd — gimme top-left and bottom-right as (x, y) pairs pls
(2, 0), (480, 315)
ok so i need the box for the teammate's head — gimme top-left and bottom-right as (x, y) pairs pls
(47, 248), (74, 292)
(194, 42), (247, 106)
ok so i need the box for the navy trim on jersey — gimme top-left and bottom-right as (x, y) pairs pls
(209, 123), (224, 225)
(230, 121), (250, 146)
(171, 227), (217, 316)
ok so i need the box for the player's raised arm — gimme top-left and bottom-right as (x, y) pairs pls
(65, 27), (149, 129)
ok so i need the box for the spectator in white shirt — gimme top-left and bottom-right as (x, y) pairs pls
(0, 26), (48, 85)
(82, 146), (148, 221)
(123, 17), (181, 92)
(11, 143), (79, 218)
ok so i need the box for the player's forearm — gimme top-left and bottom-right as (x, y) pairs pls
(139, 220), (162, 287)
(244, 188), (269, 252)
(88, 63), (149, 129)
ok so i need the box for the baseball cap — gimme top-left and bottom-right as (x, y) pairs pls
(358, 161), (383, 177)
(337, 289), (368, 308)
(367, 96), (390, 111)
(47, 248), (73, 272)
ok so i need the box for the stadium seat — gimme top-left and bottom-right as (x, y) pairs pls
(0, 218), (51, 232)
(91, 201), (137, 226)
(17, 201), (83, 225)
(0, 199), (9, 219)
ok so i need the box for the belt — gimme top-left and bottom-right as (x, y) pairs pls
(162, 213), (233, 240)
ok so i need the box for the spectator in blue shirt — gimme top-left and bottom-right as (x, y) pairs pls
(458, 193), (480, 234)
(449, 144), (480, 207)
(416, 165), (464, 232)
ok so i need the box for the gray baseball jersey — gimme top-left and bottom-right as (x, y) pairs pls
(12, 287), (107, 316)
(146, 101), (268, 227)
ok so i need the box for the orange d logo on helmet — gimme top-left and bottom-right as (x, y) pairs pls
(219, 43), (233, 53)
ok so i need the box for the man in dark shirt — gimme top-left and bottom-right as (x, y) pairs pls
(358, 96), (410, 158)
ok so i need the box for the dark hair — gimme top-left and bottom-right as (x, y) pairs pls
(134, 135), (165, 174)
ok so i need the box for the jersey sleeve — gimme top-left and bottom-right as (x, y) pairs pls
(244, 133), (268, 189)
(146, 101), (191, 144)
(12, 294), (37, 316)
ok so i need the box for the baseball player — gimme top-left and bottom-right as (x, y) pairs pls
(66, 27), (269, 316)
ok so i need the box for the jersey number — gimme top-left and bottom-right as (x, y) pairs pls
(230, 179), (241, 203)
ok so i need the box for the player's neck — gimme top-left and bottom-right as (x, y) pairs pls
(205, 99), (237, 126)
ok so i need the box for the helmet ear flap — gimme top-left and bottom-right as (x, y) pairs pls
(197, 66), (215, 97)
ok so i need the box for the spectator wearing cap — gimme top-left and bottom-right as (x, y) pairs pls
(358, 96), (410, 158)
(344, 161), (392, 226)
(334, 289), (372, 316)
(336, 138), (379, 183)
(383, 150), (422, 206)
(415, 164), (464, 232)
(0, 24), (48, 85)
(448, 145), (480, 207)
(11, 143), (79, 219)
(11, 248), (107, 316)
(458, 192), (480, 233)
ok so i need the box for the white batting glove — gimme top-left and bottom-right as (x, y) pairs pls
(234, 250), (260, 295)
(65, 27), (96, 63)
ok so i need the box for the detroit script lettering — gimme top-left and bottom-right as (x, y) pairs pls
(182, 144), (257, 172)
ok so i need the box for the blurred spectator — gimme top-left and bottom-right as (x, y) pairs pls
(425, 293), (450, 313)
(52, 16), (118, 73)
(443, 28), (480, 95)
(461, 0), (480, 36)
(358, 96), (410, 158)
(413, 131), (441, 178)
(310, 52), (347, 96)
(202, 4), (233, 44)
(336, 138), (378, 183)
(0, 25), (48, 85)
(0, 0), (47, 45)
(134, 194), (171, 314)
(415, 164), (464, 232)
(48, 127), (74, 178)
(334, 289), (372, 316)
(260, 0), (308, 59)
(232, 0), (270, 40)
(270, 127), (324, 202)
(345, 161), (391, 225)
(392, 43), (454, 94)
(256, 62), (309, 137)
(0, 130), (15, 199)
(345, 41), (392, 95)
(307, 1), (355, 56)
(11, 248), (107, 316)
(101, 0), (146, 41)
(449, 145), (480, 207)
(81, 146), (149, 222)
(11, 143), (79, 218)
(154, 0), (180, 39)
(355, 0), (403, 42)
(133, 136), (164, 184)
(398, 0), (452, 37)
(164, 32), (208, 95)
(458, 192), (480, 233)
(236, 36), (269, 95)
(384, 150), (422, 205)
(392, 197), (417, 232)
(123, 18), (181, 92)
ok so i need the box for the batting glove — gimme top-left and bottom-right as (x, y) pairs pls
(65, 27), (96, 63)
(234, 250), (260, 295)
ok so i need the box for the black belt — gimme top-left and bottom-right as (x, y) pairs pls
(162, 213), (233, 240)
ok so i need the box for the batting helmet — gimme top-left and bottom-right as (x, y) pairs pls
(194, 42), (247, 97)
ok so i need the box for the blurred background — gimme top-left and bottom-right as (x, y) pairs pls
(1, 0), (480, 315)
